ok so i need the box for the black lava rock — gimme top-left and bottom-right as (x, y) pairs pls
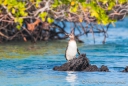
(84, 65), (99, 72)
(122, 66), (128, 72)
(99, 65), (109, 72)
(53, 54), (89, 71)
(53, 54), (109, 72)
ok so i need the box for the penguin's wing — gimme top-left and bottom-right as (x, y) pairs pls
(77, 48), (80, 55)
(65, 45), (68, 60)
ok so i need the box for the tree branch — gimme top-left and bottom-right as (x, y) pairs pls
(34, 0), (51, 17)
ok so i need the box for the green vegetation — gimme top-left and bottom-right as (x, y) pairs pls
(0, 0), (128, 43)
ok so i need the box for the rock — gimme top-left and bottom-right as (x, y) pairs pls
(84, 65), (99, 72)
(53, 54), (109, 72)
(99, 65), (109, 72)
(122, 66), (128, 72)
(53, 54), (89, 71)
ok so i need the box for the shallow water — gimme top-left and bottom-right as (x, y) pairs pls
(0, 18), (128, 86)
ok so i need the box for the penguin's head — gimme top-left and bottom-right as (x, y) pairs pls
(65, 28), (75, 40)
(69, 28), (75, 40)
(69, 33), (75, 39)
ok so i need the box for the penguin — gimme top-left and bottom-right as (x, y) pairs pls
(65, 29), (80, 61)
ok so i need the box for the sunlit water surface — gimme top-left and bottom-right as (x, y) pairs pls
(0, 18), (128, 86)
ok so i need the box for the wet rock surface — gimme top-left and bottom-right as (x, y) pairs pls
(53, 54), (109, 72)
(122, 66), (128, 72)
(99, 65), (109, 72)
(84, 65), (98, 72)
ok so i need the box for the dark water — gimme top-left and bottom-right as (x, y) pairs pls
(0, 18), (128, 86)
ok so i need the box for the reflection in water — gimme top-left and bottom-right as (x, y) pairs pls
(66, 72), (77, 86)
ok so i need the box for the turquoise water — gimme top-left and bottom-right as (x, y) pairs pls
(0, 18), (128, 86)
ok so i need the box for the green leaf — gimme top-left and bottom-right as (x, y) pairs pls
(70, 5), (78, 13)
(20, 10), (25, 16)
(47, 17), (54, 24)
(0, 0), (2, 4)
(24, 13), (28, 16)
(3, 0), (8, 5)
(36, 0), (41, 8)
(7, 5), (12, 11)
(102, 20), (108, 25)
(52, 0), (59, 8)
(16, 25), (21, 30)
(39, 12), (47, 21)
(79, 0), (85, 3)
(90, 10), (99, 18)
(118, 0), (127, 4)
(39, 12), (47, 17)
(18, 18), (23, 26)
(41, 17), (45, 22)
(108, 2), (115, 10)
(15, 18), (23, 25)
(102, 0), (108, 4)
(18, 2), (25, 8)
(14, 18), (18, 22)
(81, 2), (88, 8)
(12, 8), (15, 14)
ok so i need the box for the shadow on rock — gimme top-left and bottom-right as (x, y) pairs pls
(53, 54), (109, 72)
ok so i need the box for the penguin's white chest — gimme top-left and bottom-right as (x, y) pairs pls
(66, 41), (77, 61)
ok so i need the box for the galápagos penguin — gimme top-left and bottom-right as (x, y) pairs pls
(65, 29), (80, 61)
